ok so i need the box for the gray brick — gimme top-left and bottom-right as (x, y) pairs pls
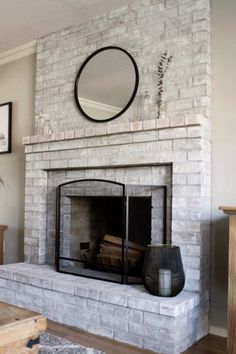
(100, 314), (128, 331)
(113, 305), (143, 323)
(113, 329), (142, 347)
(99, 290), (128, 306)
(128, 296), (159, 313)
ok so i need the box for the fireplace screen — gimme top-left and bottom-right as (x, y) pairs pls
(55, 179), (167, 284)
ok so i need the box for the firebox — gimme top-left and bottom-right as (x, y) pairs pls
(55, 179), (167, 284)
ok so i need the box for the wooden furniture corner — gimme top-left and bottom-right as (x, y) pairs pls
(0, 302), (47, 353)
(0, 225), (7, 265)
(219, 206), (236, 354)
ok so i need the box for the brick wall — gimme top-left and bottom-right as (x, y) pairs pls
(23, 0), (211, 322)
(35, 0), (211, 133)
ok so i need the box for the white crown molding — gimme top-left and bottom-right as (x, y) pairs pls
(0, 41), (37, 66)
(209, 326), (227, 338)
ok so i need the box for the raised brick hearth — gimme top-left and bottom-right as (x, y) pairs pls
(0, 263), (206, 354)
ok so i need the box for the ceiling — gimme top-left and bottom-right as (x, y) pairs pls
(0, 0), (136, 54)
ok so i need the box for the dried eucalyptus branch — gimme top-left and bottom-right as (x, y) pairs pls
(156, 50), (173, 119)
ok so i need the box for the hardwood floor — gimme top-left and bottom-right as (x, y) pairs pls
(183, 335), (226, 354)
(47, 320), (227, 354)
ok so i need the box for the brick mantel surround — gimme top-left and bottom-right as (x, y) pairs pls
(23, 113), (211, 295)
(1, 0), (212, 353)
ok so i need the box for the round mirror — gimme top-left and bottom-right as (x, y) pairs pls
(74, 46), (139, 122)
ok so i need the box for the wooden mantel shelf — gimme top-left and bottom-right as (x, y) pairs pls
(219, 206), (236, 353)
(0, 225), (7, 265)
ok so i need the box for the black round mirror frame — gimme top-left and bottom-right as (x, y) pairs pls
(74, 46), (139, 123)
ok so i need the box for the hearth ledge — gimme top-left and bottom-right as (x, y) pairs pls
(0, 263), (207, 354)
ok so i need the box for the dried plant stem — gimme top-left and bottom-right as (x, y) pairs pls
(156, 50), (173, 119)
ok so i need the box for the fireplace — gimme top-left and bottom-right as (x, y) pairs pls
(55, 178), (168, 284)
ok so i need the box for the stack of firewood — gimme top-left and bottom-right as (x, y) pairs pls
(96, 234), (145, 271)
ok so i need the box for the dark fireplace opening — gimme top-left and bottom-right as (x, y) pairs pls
(55, 179), (167, 284)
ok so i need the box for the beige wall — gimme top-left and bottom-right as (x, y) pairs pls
(0, 55), (35, 263)
(210, 0), (236, 329)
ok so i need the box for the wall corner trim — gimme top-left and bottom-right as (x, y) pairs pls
(0, 41), (36, 66)
(209, 326), (228, 338)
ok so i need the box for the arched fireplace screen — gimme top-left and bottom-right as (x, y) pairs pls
(55, 179), (167, 284)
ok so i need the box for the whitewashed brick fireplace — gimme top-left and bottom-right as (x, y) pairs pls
(23, 113), (210, 296)
(0, 0), (211, 353)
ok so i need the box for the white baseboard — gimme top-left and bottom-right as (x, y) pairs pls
(209, 326), (228, 338)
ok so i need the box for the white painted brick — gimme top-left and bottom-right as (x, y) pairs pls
(180, 86), (206, 99)
(118, 122), (131, 133)
(187, 174), (201, 185)
(143, 119), (156, 130)
(172, 220), (201, 232)
(173, 185), (201, 197)
(100, 314), (128, 331)
(130, 121), (142, 131)
(187, 126), (203, 137)
(194, 96), (211, 107)
(173, 174), (187, 185)
(74, 128), (85, 138)
(107, 123), (119, 135)
(75, 284), (99, 300)
(173, 138), (201, 151)
(13, 273), (31, 284)
(95, 125), (107, 136)
(128, 321), (159, 339)
(87, 299), (113, 315)
(167, 99), (193, 112)
(133, 131), (158, 143)
(113, 305), (143, 323)
(113, 329), (142, 347)
(30, 135), (39, 144)
(188, 151), (202, 161)
(128, 296), (159, 313)
(31, 276), (52, 289)
(170, 116), (185, 127)
(144, 312), (174, 329)
(186, 268), (201, 280)
(88, 323), (113, 339)
(52, 279), (75, 295)
(173, 161), (202, 173)
(185, 244), (201, 257)
(99, 290), (128, 306)
(0, 279), (6, 287)
(22, 136), (31, 144)
(84, 127), (96, 137)
(159, 128), (187, 140)
(156, 118), (170, 129)
(65, 130), (75, 139)
(193, 8), (210, 22)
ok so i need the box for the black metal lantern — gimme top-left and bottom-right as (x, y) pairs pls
(143, 245), (185, 297)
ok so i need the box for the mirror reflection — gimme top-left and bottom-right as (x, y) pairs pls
(74, 46), (139, 122)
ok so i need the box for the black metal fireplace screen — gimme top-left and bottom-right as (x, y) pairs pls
(55, 179), (167, 284)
